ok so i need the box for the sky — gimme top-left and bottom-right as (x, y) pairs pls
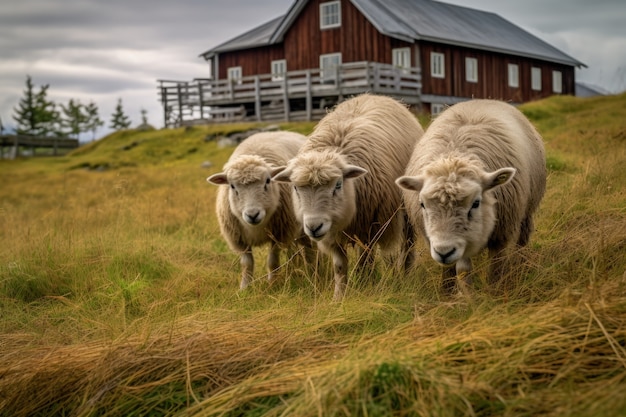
(1, 0), (624, 140)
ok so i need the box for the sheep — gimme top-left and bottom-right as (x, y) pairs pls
(396, 99), (546, 292)
(207, 131), (308, 290)
(272, 94), (424, 300)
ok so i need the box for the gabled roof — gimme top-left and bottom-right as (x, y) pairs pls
(201, 0), (585, 68)
(200, 15), (283, 58)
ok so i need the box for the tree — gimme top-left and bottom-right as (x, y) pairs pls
(60, 99), (87, 139)
(12, 75), (61, 137)
(84, 101), (104, 141)
(109, 98), (131, 131)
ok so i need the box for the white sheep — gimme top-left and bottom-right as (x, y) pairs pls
(396, 99), (546, 291)
(273, 94), (424, 300)
(207, 131), (308, 289)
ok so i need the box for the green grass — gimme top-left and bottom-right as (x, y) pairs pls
(1, 95), (625, 416)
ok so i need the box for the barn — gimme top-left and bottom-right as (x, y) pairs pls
(158, 0), (585, 127)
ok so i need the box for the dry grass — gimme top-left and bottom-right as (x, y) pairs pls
(1, 95), (625, 416)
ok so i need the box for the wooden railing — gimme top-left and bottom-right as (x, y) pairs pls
(0, 134), (79, 158)
(158, 62), (421, 127)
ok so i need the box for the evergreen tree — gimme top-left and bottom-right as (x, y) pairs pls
(84, 101), (104, 141)
(12, 75), (60, 137)
(60, 99), (87, 139)
(34, 85), (61, 136)
(109, 98), (131, 131)
(12, 75), (38, 135)
(141, 108), (148, 125)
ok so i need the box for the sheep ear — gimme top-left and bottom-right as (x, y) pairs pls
(482, 167), (516, 190)
(343, 165), (367, 179)
(271, 167), (292, 183)
(396, 176), (424, 192)
(207, 173), (228, 185)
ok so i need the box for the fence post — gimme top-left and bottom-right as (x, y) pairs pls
(306, 70), (312, 121)
(255, 76), (262, 122)
(282, 76), (290, 122)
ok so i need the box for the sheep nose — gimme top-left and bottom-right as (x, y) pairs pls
(244, 211), (261, 225)
(435, 247), (456, 264)
(306, 222), (325, 239)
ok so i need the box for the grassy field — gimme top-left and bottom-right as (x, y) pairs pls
(1, 94), (625, 416)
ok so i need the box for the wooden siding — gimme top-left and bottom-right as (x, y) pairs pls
(218, 44), (284, 80)
(420, 42), (575, 102)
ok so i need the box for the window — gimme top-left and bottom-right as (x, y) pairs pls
(465, 57), (478, 83)
(392, 48), (411, 72)
(227, 66), (242, 84)
(431, 52), (445, 78)
(552, 70), (562, 93)
(320, 1), (341, 29)
(320, 53), (341, 83)
(431, 103), (445, 116)
(508, 63), (519, 88)
(531, 67), (542, 91)
(271, 59), (287, 81)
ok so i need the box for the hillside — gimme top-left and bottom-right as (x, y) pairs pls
(0, 94), (625, 416)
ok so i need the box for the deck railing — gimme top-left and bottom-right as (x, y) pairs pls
(158, 62), (421, 127)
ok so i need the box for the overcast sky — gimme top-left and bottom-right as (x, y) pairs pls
(1, 0), (624, 139)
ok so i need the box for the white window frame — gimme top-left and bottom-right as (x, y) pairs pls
(431, 103), (445, 116)
(271, 59), (287, 81)
(531, 67), (542, 91)
(227, 66), (242, 85)
(392, 47), (411, 72)
(320, 53), (341, 83)
(465, 57), (478, 83)
(508, 63), (519, 88)
(552, 70), (563, 93)
(431, 52), (445, 79)
(320, 1), (341, 29)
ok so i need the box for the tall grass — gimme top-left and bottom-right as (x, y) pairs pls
(1, 95), (625, 416)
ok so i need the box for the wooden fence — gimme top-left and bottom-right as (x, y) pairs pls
(158, 61), (422, 127)
(0, 134), (80, 159)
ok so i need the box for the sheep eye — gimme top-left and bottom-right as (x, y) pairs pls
(335, 180), (342, 190)
(420, 202), (425, 209)
(471, 200), (480, 209)
(265, 178), (271, 185)
(230, 184), (235, 190)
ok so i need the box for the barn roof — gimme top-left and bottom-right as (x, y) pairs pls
(200, 0), (585, 68)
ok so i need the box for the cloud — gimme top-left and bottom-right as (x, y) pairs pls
(1, 0), (624, 139)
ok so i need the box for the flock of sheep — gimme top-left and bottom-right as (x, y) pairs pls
(208, 94), (546, 300)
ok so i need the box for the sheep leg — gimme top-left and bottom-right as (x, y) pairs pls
(240, 248), (254, 289)
(517, 215), (533, 247)
(267, 243), (280, 283)
(331, 244), (349, 301)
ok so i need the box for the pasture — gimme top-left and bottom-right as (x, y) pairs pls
(1, 93), (625, 416)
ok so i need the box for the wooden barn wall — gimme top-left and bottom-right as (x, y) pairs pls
(282, 0), (412, 69)
(420, 42), (575, 102)
(217, 45), (284, 79)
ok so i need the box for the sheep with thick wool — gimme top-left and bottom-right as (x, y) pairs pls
(208, 131), (307, 289)
(273, 94), (424, 300)
(396, 99), (546, 291)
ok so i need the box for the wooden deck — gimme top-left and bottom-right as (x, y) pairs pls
(158, 62), (422, 127)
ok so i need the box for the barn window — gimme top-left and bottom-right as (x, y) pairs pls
(320, 1), (341, 29)
(431, 103), (445, 116)
(271, 59), (287, 81)
(320, 53), (342, 83)
(431, 52), (445, 78)
(393, 48), (411, 72)
(552, 70), (563, 93)
(227, 66), (242, 85)
(465, 57), (478, 83)
(508, 63), (519, 88)
(531, 67), (542, 91)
